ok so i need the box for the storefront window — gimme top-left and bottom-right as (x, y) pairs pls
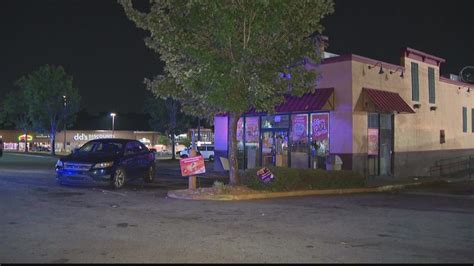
(290, 114), (309, 168)
(310, 113), (330, 169)
(261, 115), (289, 129)
(237, 118), (245, 169)
(244, 116), (260, 169)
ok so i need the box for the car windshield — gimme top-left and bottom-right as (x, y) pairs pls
(78, 141), (123, 154)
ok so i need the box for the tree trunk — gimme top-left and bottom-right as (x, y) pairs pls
(228, 111), (242, 186)
(51, 132), (56, 156)
(171, 129), (176, 160)
(197, 118), (201, 141)
(24, 129), (29, 153)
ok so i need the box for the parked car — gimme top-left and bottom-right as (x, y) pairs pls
(179, 145), (214, 161)
(55, 138), (156, 189)
(36, 146), (51, 152)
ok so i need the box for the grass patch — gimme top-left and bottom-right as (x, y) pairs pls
(241, 167), (367, 192)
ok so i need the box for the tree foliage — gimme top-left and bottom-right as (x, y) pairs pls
(1, 89), (31, 132)
(0, 89), (33, 152)
(119, 0), (334, 184)
(15, 65), (81, 155)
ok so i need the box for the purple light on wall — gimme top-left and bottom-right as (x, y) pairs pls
(214, 116), (228, 151)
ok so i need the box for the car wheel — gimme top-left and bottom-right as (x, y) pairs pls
(112, 167), (127, 189)
(143, 164), (155, 183)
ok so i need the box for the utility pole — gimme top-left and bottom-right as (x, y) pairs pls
(63, 95), (67, 153)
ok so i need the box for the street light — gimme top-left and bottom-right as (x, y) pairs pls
(110, 113), (116, 138)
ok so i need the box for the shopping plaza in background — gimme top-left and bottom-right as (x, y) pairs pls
(0, 128), (214, 154)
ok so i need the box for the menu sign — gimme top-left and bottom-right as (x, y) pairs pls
(311, 113), (329, 142)
(180, 156), (206, 176)
(368, 128), (379, 155)
(292, 114), (307, 141)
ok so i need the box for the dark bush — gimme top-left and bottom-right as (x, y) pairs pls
(241, 167), (366, 192)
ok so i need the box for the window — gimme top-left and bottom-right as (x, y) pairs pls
(411, 62), (419, 101)
(125, 141), (142, 154)
(463, 107), (467, 133)
(290, 114), (309, 168)
(471, 109), (474, 133)
(428, 67), (436, 104)
(261, 115), (289, 129)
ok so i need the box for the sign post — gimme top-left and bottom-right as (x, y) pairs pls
(189, 148), (197, 189)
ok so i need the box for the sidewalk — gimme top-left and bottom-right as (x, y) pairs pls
(167, 175), (472, 201)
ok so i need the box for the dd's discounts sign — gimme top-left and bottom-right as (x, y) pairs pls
(180, 156), (206, 176)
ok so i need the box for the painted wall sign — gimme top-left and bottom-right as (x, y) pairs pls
(368, 128), (379, 155)
(292, 114), (308, 141)
(180, 156), (206, 176)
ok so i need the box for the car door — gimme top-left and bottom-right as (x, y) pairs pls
(135, 141), (151, 175)
(124, 141), (139, 177)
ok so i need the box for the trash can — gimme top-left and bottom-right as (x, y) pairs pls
(326, 155), (343, 170)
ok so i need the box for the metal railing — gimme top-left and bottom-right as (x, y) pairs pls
(429, 155), (474, 178)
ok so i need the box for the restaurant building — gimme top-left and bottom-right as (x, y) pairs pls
(214, 46), (473, 178)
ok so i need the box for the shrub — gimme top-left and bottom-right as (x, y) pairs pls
(241, 167), (366, 192)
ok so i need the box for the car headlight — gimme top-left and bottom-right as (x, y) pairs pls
(55, 160), (63, 168)
(92, 161), (114, 169)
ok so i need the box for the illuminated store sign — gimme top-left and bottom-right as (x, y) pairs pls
(73, 133), (113, 141)
(18, 134), (33, 142)
(138, 138), (151, 144)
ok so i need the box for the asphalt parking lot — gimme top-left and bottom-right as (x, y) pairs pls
(0, 152), (473, 263)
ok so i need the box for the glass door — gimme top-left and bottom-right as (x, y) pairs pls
(379, 113), (393, 176)
(261, 130), (288, 167)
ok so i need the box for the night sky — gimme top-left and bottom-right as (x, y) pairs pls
(1, 0), (473, 115)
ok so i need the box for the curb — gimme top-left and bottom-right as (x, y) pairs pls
(166, 178), (471, 201)
(168, 187), (386, 201)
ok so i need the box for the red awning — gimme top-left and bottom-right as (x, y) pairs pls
(363, 88), (415, 114)
(247, 88), (334, 114)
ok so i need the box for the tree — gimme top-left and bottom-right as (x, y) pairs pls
(119, 0), (334, 185)
(0, 89), (33, 152)
(16, 65), (81, 155)
(143, 91), (200, 159)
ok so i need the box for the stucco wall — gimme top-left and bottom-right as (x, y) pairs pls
(315, 60), (353, 168)
(348, 53), (474, 177)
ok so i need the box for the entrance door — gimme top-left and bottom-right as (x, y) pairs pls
(379, 113), (393, 176)
(261, 130), (288, 167)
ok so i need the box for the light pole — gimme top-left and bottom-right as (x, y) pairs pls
(110, 113), (116, 138)
(63, 95), (67, 153)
